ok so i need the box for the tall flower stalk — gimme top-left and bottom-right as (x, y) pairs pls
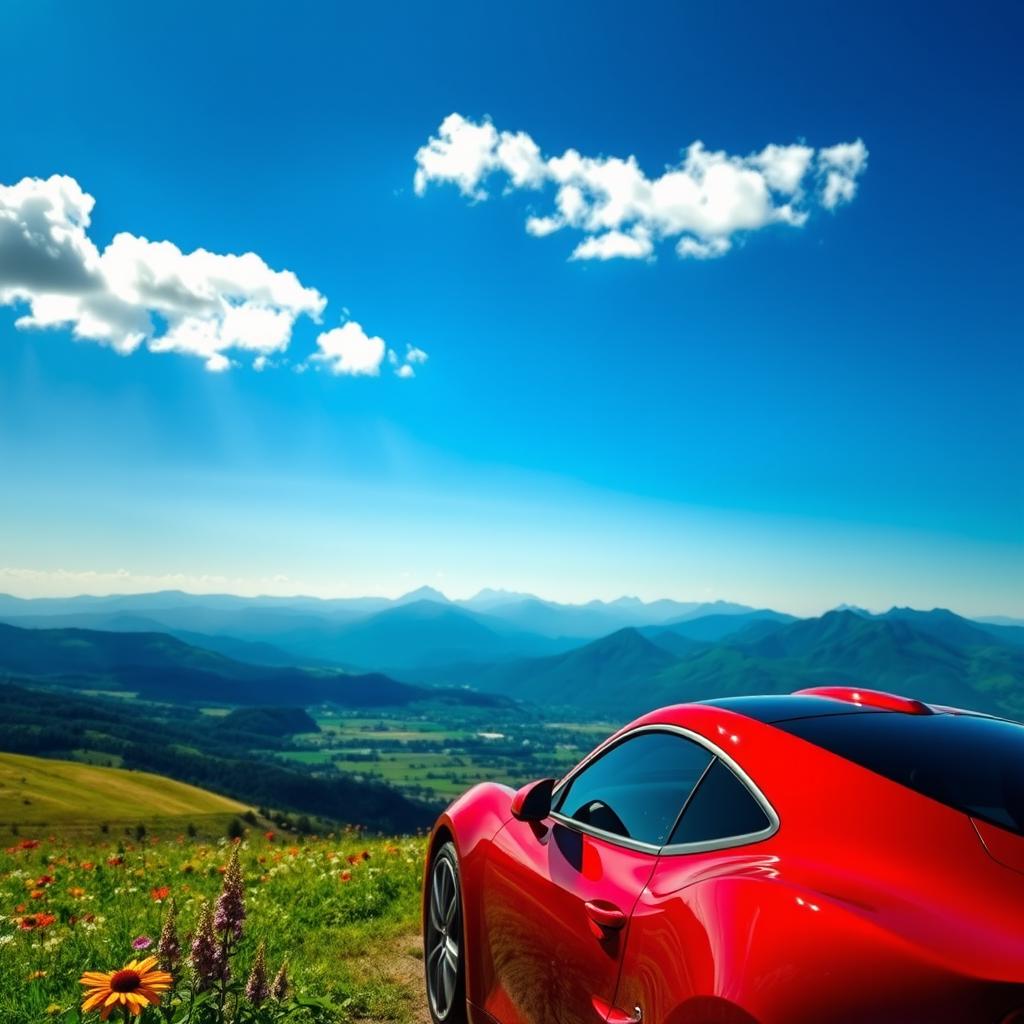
(157, 897), (181, 972)
(189, 901), (224, 990)
(245, 941), (269, 1007)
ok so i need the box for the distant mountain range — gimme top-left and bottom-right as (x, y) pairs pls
(0, 589), (1021, 720)
(0, 588), (805, 670)
(415, 608), (1024, 719)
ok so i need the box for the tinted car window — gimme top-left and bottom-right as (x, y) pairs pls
(555, 731), (713, 846)
(777, 712), (1024, 835)
(669, 759), (770, 846)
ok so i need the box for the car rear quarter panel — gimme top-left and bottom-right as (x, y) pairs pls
(612, 706), (1024, 1024)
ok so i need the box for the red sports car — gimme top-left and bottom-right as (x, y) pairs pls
(422, 687), (1024, 1024)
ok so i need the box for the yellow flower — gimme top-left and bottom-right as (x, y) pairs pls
(46, 1004), (62, 1015)
(79, 955), (173, 1019)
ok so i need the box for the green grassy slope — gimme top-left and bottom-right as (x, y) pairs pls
(0, 750), (246, 829)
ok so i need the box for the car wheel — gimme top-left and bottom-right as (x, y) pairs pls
(425, 842), (467, 1024)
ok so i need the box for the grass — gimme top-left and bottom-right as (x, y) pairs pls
(0, 753), (247, 833)
(0, 829), (426, 1023)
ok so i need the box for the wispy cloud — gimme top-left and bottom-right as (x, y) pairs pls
(414, 114), (868, 261)
(0, 174), (428, 376)
(310, 326), (430, 378)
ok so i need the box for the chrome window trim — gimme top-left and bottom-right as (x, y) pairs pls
(549, 723), (780, 857)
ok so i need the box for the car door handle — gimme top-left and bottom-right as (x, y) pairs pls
(585, 900), (627, 931)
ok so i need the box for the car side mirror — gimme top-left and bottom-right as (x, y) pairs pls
(511, 778), (556, 822)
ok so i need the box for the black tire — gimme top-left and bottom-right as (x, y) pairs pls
(424, 842), (467, 1024)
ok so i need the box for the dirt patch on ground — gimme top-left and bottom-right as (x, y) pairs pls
(360, 930), (430, 1024)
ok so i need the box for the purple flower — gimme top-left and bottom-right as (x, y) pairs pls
(132, 935), (153, 950)
(189, 901), (226, 989)
(245, 941), (269, 1007)
(213, 845), (245, 940)
(158, 898), (181, 971)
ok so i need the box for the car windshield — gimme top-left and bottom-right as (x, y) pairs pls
(776, 711), (1024, 836)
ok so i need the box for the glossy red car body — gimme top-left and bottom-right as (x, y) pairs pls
(422, 689), (1024, 1024)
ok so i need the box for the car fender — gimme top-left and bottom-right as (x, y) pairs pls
(424, 782), (515, 1014)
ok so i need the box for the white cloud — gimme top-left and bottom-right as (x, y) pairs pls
(571, 227), (653, 261)
(386, 342), (429, 378)
(0, 174), (329, 372)
(312, 321), (387, 376)
(817, 139), (870, 210)
(414, 115), (869, 261)
(676, 236), (732, 260)
(0, 175), (430, 379)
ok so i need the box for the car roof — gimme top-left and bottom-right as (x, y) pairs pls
(696, 693), (897, 723)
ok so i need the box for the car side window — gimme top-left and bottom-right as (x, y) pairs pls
(668, 758), (770, 846)
(554, 731), (713, 846)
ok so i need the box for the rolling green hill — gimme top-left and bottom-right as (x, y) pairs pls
(0, 682), (437, 833)
(0, 622), (504, 708)
(0, 750), (246, 830)
(452, 628), (680, 706)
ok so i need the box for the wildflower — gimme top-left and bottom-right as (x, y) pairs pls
(213, 846), (245, 939)
(157, 898), (181, 971)
(264, 831), (275, 842)
(36, 875), (56, 886)
(339, 870), (352, 883)
(132, 935), (153, 950)
(28, 970), (47, 980)
(245, 941), (270, 1006)
(107, 856), (123, 868)
(189, 901), (225, 988)
(80, 955), (173, 1020)
(19, 913), (57, 930)
(45, 1003), (62, 1015)
(81, 861), (95, 871)
(30, 889), (46, 899)
(68, 887), (86, 898)
(150, 886), (170, 903)
(270, 961), (289, 1001)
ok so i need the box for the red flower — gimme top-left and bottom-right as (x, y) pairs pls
(339, 870), (352, 882)
(30, 889), (45, 900)
(107, 856), (124, 867)
(19, 913), (57, 931)
(35, 875), (55, 887)
(150, 886), (170, 902)
(264, 831), (276, 842)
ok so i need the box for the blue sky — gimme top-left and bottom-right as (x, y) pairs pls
(1, 0), (1021, 615)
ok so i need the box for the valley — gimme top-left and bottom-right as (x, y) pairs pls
(0, 587), (1022, 826)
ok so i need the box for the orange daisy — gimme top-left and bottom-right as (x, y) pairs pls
(79, 956), (173, 1019)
